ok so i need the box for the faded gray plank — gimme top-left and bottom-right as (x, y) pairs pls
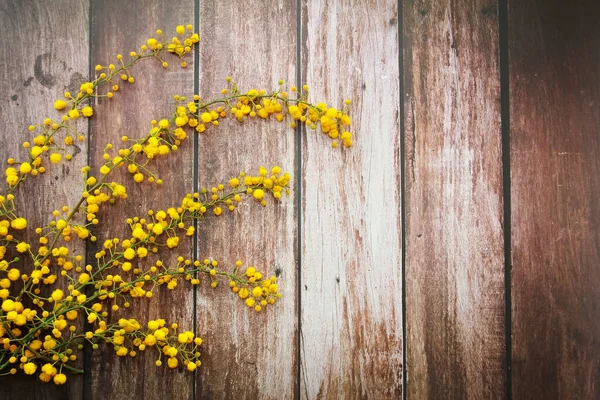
(0, 0), (89, 398)
(87, 1), (195, 399)
(196, 1), (297, 398)
(403, 1), (506, 398)
(510, 0), (600, 397)
(300, 0), (402, 398)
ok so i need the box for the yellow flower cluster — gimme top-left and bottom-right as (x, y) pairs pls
(195, 78), (353, 148)
(230, 262), (281, 312)
(85, 317), (203, 372)
(0, 25), (352, 384)
(4, 26), (200, 194)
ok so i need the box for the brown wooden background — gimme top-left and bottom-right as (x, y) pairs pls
(0, 0), (598, 399)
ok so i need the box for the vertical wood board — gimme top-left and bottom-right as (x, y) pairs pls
(87, 1), (195, 399)
(509, 0), (600, 398)
(196, 1), (297, 398)
(0, 0), (89, 398)
(403, 1), (506, 398)
(301, 0), (403, 398)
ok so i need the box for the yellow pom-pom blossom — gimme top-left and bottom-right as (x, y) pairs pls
(229, 177), (240, 188)
(82, 106), (94, 117)
(147, 320), (161, 331)
(200, 112), (212, 123)
(123, 248), (136, 260)
(175, 116), (187, 127)
(252, 286), (263, 298)
(68, 109), (80, 120)
(11, 218), (27, 230)
(51, 289), (64, 302)
(87, 313), (98, 323)
(23, 363), (37, 375)
(53, 373), (67, 385)
(78, 273), (90, 284)
(132, 227), (147, 240)
(167, 357), (179, 368)
(2, 299), (15, 312)
(252, 189), (265, 200)
(166, 236), (180, 248)
(53, 100), (67, 110)
(137, 247), (148, 258)
(111, 183), (127, 199)
(19, 162), (32, 174)
(49, 153), (62, 164)
(152, 224), (164, 235)
(74, 226), (89, 239)
(7, 268), (20, 281)
(15, 242), (30, 253)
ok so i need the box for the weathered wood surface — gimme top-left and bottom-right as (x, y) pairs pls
(403, 1), (506, 398)
(509, 0), (600, 398)
(0, 1), (89, 399)
(86, 0), (195, 399)
(300, 0), (403, 398)
(195, 1), (297, 398)
(1, 0), (599, 399)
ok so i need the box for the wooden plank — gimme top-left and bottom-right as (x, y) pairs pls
(0, 1), (89, 398)
(403, 1), (506, 398)
(300, 0), (402, 398)
(87, 1), (195, 399)
(195, 1), (297, 398)
(509, 1), (600, 398)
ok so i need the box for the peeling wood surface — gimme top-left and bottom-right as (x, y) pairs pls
(403, 1), (506, 398)
(0, 1), (89, 399)
(196, 1), (297, 399)
(86, 0), (195, 399)
(300, 0), (403, 398)
(509, 0), (600, 398)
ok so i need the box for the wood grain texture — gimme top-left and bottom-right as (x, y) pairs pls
(0, 1), (89, 398)
(300, 1), (402, 398)
(87, 1), (195, 399)
(403, 1), (506, 398)
(196, 1), (297, 398)
(509, 1), (600, 398)
(3, 0), (597, 398)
